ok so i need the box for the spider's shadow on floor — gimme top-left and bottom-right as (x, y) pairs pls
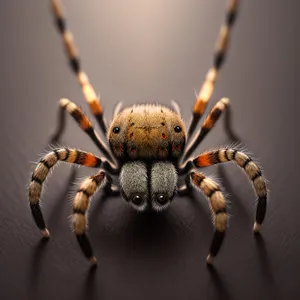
(27, 156), (274, 300)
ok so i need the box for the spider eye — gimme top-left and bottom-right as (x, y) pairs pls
(113, 127), (120, 134)
(156, 194), (168, 205)
(174, 126), (182, 133)
(131, 194), (144, 206)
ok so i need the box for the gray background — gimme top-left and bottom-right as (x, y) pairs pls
(0, 1), (299, 299)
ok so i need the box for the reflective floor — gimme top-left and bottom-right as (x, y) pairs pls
(0, 1), (298, 299)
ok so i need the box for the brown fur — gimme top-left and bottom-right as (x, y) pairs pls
(107, 104), (186, 160)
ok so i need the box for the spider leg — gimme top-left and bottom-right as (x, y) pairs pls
(51, 98), (115, 163)
(187, 0), (239, 139)
(102, 172), (120, 196)
(183, 97), (238, 161)
(189, 171), (228, 264)
(51, 0), (107, 135)
(28, 148), (117, 238)
(72, 170), (108, 265)
(177, 174), (193, 196)
(180, 148), (268, 232)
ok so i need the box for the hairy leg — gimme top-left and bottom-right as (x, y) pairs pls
(189, 171), (228, 264)
(180, 147), (268, 232)
(51, 98), (115, 163)
(72, 171), (107, 264)
(187, 0), (239, 138)
(28, 148), (116, 237)
(184, 97), (237, 161)
(51, 0), (107, 134)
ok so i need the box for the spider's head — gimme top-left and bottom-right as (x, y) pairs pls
(107, 104), (186, 161)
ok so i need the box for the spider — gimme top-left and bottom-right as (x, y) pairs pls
(28, 0), (267, 266)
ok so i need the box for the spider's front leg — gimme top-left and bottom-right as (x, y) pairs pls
(188, 0), (239, 138)
(28, 148), (118, 238)
(184, 97), (238, 161)
(189, 171), (228, 264)
(51, 0), (107, 135)
(51, 98), (115, 163)
(72, 170), (109, 265)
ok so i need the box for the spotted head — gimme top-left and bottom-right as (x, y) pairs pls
(107, 104), (186, 161)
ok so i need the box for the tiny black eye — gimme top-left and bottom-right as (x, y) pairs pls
(174, 126), (182, 133)
(132, 195), (143, 206)
(113, 127), (120, 134)
(156, 194), (168, 205)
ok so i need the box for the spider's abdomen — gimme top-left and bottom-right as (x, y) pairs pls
(107, 104), (186, 161)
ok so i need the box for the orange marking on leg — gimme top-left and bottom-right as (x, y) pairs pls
(83, 154), (98, 167)
(80, 116), (92, 130)
(196, 154), (213, 167)
(202, 117), (213, 129)
(193, 98), (207, 115)
(82, 83), (103, 114)
(90, 101), (102, 115)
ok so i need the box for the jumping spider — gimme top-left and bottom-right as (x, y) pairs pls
(28, 0), (267, 265)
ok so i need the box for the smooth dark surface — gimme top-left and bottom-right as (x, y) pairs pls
(0, 1), (299, 300)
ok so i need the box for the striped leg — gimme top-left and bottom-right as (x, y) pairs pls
(51, 0), (107, 134)
(51, 98), (115, 163)
(72, 171), (107, 264)
(28, 148), (115, 238)
(192, 148), (268, 232)
(183, 98), (230, 161)
(188, 0), (239, 139)
(190, 171), (227, 264)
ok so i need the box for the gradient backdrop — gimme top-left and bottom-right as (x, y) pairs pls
(0, 1), (299, 300)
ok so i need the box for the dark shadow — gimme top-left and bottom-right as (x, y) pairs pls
(49, 106), (65, 145)
(254, 234), (281, 300)
(218, 165), (252, 224)
(90, 196), (188, 262)
(224, 105), (241, 143)
(46, 166), (77, 230)
(26, 238), (49, 299)
(79, 266), (98, 300)
(207, 264), (231, 300)
(171, 186), (221, 254)
(88, 188), (119, 222)
(122, 209), (178, 254)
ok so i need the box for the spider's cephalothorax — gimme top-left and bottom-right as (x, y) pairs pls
(28, 0), (268, 266)
(108, 104), (186, 161)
